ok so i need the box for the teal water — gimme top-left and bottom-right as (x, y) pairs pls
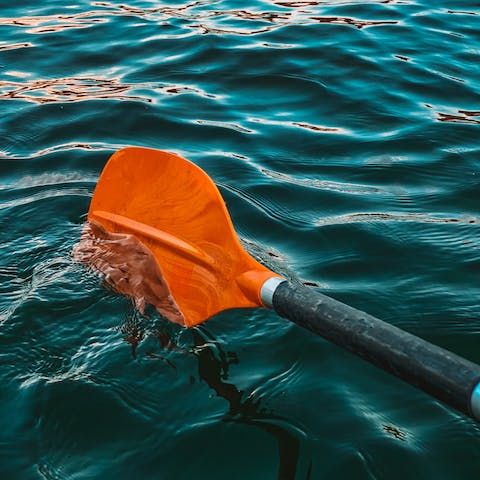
(1, 1), (479, 478)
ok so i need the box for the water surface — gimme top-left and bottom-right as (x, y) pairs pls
(1, 1), (479, 478)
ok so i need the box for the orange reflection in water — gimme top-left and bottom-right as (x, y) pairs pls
(274, 0), (408, 6)
(0, 11), (108, 34)
(274, 1), (322, 6)
(0, 75), (217, 104)
(0, 76), (151, 104)
(291, 121), (342, 133)
(0, 42), (33, 51)
(437, 110), (480, 125)
(249, 116), (347, 134)
(425, 104), (480, 125)
(0, 2), (207, 34)
(73, 221), (185, 326)
(311, 16), (398, 29)
(191, 10), (397, 35)
(189, 8), (292, 36)
(1, 2), (399, 39)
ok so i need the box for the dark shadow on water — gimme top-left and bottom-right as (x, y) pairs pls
(120, 309), (310, 479)
(120, 307), (180, 372)
(190, 326), (311, 480)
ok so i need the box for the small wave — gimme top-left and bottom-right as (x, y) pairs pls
(241, 237), (300, 284)
(0, 188), (90, 211)
(12, 172), (96, 188)
(0, 11), (109, 34)
(274, 0), (408, 6)
(310, 16), (398, 29)
(0, 77), (151, 104)
(0, 256), (74, 327)
(0, 142), (125, 160)
(445, 10), (478, 16)
(194, 119), (256, 134)
(425, 104), (480, 125)
(249, 361), (304, 401)
(0, 42), (34, 51)
(315, 212), (479, 227)
(0, 76), (221, 105)
(0, 1), (402, 44)
(219, 181), (314, 229)
(262, 168), (382, 195)
(437, 110), (480, 125)
(248, 117), (350, 135)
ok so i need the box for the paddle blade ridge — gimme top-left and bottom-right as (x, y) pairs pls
(88, 147), (278, 326)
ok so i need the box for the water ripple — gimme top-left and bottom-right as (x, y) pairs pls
(1, 0), (480, 477)
(310, 15), (398, 29)
(0, 77), (150, 104)
(315, 212), (479, 227)
(249, 117), (350, 135)
(0, 42), (34, 51)
(0, 76), (222, 105)
(262, 168), (382, 195)
(0, 1), (402, 39)
(195, 119), (255, 134)
(435, 108), (480, 125)
(0, 11), (108, 34)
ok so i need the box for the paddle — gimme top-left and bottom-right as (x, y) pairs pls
(87, 146), (480, 422)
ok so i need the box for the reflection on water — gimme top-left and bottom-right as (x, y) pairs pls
(262, 168), (382, 194)
(424, 104), (480, 125)
(310, 16), (398, 29)
(0, 1), (400, 39)
(1, 0), (479, 477)
(120, 308), (180, 368)
(291, 121), (342, 133)
(383, 424), (407, 441)
(191, 327), (308, 480)
(315, 212), (479, 227)
(190, 11), (398, 35)
(249, 117), (349, 135)
(437, 110), (480, 125)
(195, 119), (255, 134)
(446, 10), (478, 16)
(274, 0), (407, 5)
(0, 76), (219, 104)
(114, 303), (308, 479)
(73, 221), (185, 325)
(0, 77), (150, 104)
(0, 142), (123, 160)
(0, 42), (33, 51)
(0, 11), (108, 33)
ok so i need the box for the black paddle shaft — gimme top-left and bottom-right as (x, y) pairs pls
(272, 281), (480, 420)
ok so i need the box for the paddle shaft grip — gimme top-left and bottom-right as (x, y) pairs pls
(272, 281), (480, 421)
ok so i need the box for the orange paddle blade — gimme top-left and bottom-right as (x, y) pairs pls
(88, 147), (280, 327)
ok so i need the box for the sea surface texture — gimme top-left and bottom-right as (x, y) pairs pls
(1, 1), (479, 478)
